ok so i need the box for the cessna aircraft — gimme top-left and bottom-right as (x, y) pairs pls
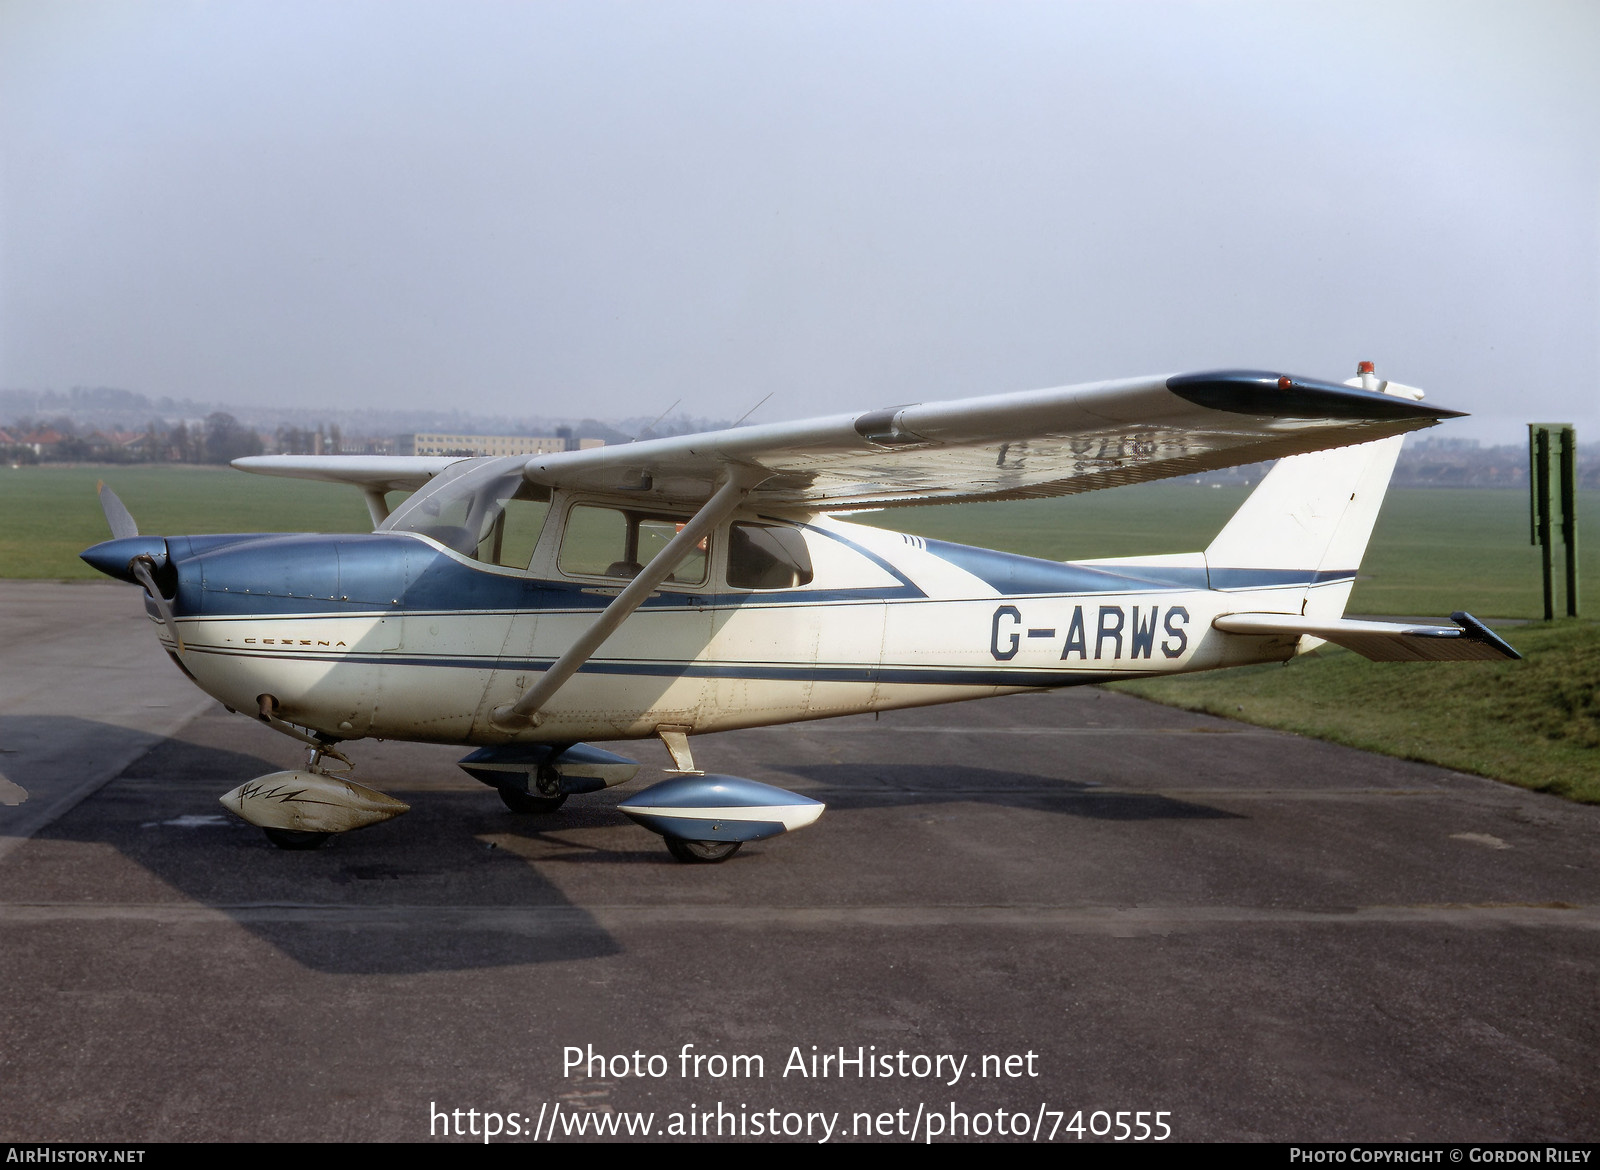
(81, 365), (1518, 861)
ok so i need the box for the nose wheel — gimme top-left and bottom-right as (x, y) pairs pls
(263, 828), (332, 851)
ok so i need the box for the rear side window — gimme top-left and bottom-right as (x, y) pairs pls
(727, 523), (813, 590)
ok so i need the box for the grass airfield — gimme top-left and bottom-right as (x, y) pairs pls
(4, 463), (1596, 802)
(1112, 621), (1600, 804)
(0, 464), (370, 579)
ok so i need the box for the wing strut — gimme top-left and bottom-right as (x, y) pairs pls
(492, 469), (764, 729)
(362, 488), (392, 528)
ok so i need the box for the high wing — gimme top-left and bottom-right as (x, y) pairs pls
(234, 368), (1458, 510)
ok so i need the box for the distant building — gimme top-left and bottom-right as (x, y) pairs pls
(18, 428), (65, 456)
(396, 430), (603, 456)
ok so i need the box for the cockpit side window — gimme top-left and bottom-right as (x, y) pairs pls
(727, 523), (813, 589)
(479, 493), (551, 569)
(380, 457), (551, 569)
(558, 504), (707, 585)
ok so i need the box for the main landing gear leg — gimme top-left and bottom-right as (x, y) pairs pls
(649, 727), (742, 863)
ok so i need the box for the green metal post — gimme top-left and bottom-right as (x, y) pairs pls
(1559, 425), (1579, 617)
(1529, 424), (1540, 544)
(1535, 427), (1554, 621)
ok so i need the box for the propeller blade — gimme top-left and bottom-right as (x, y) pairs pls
(129, 557), (184, 654)
(97, 481), (139, 540)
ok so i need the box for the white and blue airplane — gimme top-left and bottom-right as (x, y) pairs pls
(82, 365), (1518, 861)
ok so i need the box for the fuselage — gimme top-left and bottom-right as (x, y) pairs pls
(105, 501), (1330, 747)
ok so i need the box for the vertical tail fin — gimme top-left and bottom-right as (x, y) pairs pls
(1204, 370), (1424, 619)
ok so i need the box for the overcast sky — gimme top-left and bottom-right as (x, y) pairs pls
(2, 0), (1596, 442)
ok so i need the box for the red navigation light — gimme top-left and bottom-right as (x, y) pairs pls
(1277, 375), (1292, 389)
(1357, 360), (1375, 375)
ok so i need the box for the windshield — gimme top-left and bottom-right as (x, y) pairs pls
(380, 456), (551, 569)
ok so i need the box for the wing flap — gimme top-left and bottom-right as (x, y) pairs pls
(1213, 612), (1521, 662)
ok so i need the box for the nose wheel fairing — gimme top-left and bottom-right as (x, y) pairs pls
(219, 770), (411, 836)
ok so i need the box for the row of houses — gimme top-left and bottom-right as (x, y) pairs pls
(0, 426), (161, 460)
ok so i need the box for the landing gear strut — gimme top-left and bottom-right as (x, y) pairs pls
(258, 739), (364, 850)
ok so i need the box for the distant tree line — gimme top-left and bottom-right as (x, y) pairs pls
(1, 412), (264, 465)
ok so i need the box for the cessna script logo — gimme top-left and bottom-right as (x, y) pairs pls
(241, 636), (349, 648)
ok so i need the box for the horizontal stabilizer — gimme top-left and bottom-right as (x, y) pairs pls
(1213, 611), (1521, 662)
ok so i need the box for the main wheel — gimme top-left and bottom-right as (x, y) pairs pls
(497, 787), (568, 815)
(665, 838), (741, 864)
(263, 827), (331, 850)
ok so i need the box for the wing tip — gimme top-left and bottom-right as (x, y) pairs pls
(1450, 611), (1523, 660)
(1167, 370), (1466, 422)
